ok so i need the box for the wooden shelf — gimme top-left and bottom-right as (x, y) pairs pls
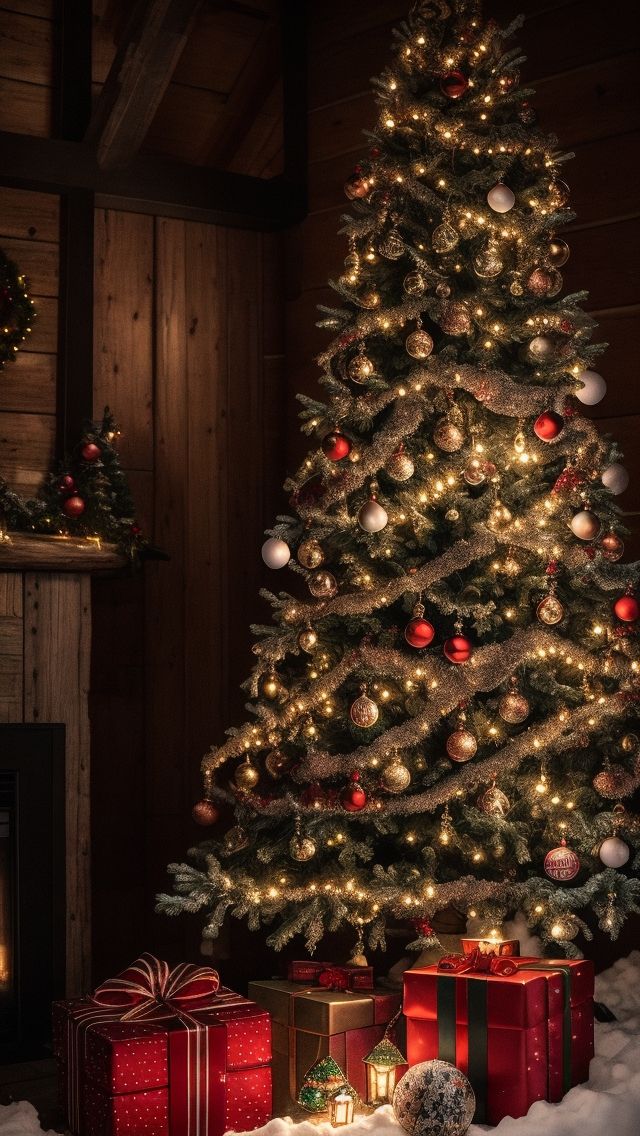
(0, 532), (126, 572)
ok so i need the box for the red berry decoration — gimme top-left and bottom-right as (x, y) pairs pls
(614, 592), (639, 623)
(62, 495), (86, 518)
(81, 441), (101, 462)
(191, 798), (219, 826)
(322, 430), (352, 461)
(440, 70), (468, 98)
(57, 474), (75, 494)
(341, 771), (367, 812)
(533, 411), (564, 441)
(443, 635), (473, 664)
(405, 602), (435, 648)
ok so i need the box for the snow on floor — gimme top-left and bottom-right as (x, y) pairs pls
(2, 952), (640, 1136)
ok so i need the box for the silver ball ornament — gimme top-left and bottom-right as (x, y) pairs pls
(602, 463), (629, 495)
(598, 836), (630, 868)
(529, 335), (554, 361)
(575, 369), (606, 405)
(570, 509), (601, 541)
(386, 449), (415, 481)
(261, 536), (290, 568)
(358, 498), (388, 532)
(487, 183), (515, 212)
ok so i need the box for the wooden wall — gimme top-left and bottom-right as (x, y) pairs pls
(0, 2), (53, 138)
(285, 0), (640, 552)
(90, 212), (285, 979)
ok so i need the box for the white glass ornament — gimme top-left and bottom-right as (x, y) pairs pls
(261, 537), (290, 568)
(529, 335), (554, 361)
(570, 510), (601, 541)
(599, 835), (630, 868)
(602, 462), (629, 495)
(575, 369), (606, 406)
(487, 183), (515, 213)
(358, 498), (388, 532)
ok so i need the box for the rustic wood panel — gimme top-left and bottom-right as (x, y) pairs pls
(25, 294), (58, 354)
(564, 219), (640, 312)
(0, 185), (59, 243)
(0, 76), (50, 135)
(0, 8), (52, 87)
(0, 350), (56, 415)
(93, 210), (154, 471)
(0, 410), (56, 494)
(143, 83), (226, 166)
(24, 572), (92, 995)
(0, 573), (23, 723)
(0, 237), (58, 297)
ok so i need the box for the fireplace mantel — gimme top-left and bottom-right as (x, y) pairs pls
(0, 535), (129, 996)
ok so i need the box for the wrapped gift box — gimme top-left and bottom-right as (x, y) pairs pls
(403, 956), (593, 1126)
(53, 955), (272, 1136)
(248, 979), (402, 1112)
(461, 937), (520, 957)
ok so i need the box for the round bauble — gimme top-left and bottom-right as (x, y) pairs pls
(614, 593), (639, 622)
(223, 825), (249, 853)
(434, 418), (465, 452)
(536, 593), (565, 625)
(405, 616), (435, 649)
(262, 536), (290, 569)
(234, 758), (259, 790)
(443, 635), (473, 664)
(58, 474), (75, 494)
(526, 267), (562, 297)
(192, 798), (219, 825)
(432, 222), (459, 253)
(601, 462), (629, 495)
(298, 626), (318, 653)
(570, 509), (601, 541)
(406, 329), (434, 359)
(341, 771), (367, 811)
(574, 369), (606, 406)
(549, 179), (570, 208)
(478, 785), (510, 817)
(472, 243), (503, 278)
(344, 173), (370, 200)
(379, 229), (404, 259)
(446, 728), (477, 762)
(403, 271), (427, 296)
(487, 183), (515, 213)
(265, 749), (292, 779)
(601, 531), (624, 562)
(62, 495), (86, 518)
(599, 835), (630, 869)
(347, 352), (374, 383)
(548, 237), (570, 266)
(392, 1059), (475, 1136)
(261, 672), (281, 700)
(436, 281), (451, 298)
(544, 839), (580, 881)
(440, 70), (469, 99)
(322, 430), (351, 461)
(308, 569), (338, 598)
(533, 411), (564, 441)
(81, 441), (101, 462)
(593, 764), (632, 799)
(529, 335), (554, 361)
(381, 757), (412, 793)
(498, 691), (530, 724)
(463, 459), (485, 486)
(350, 690), (379, 728)
(289, 832), (316, 861)
(359, 288), (380, 309)
(439, 301), (471, 335)
(298, 538), (324, 569)
(622, 733), (639, 753)
(358, 497), (388, 532)
(386, 448), (415, 481)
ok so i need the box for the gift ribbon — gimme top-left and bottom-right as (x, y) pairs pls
(64, 953), (245, 1136)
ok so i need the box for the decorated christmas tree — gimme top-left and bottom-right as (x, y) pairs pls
(159, 0), (640, 959)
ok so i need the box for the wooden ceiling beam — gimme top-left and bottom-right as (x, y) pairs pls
(86, 0), (204, 170)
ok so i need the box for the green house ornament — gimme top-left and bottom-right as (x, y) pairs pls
(298, 1056), (356, 1113)
(363, 1036), (407, 1105)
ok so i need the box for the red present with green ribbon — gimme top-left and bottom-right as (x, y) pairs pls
(403, 953), (594, 1126)
(53, 954), (272, 1136)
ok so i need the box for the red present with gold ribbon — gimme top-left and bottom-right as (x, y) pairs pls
(403, 952), (593, 1126)
(53, 954), (272, 1136)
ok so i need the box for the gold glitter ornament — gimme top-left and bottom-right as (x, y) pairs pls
(298, 538), (324, 569)
(386, 447), (415, 481)
(359, 288), (381, 309)
(446, 726), (478, 762)
(622, 733), (639, 753)
(434, 417), (465, 452)
(223, 825), (250, 853)
(445, 508), (460, 522)
(350, 685), (379, 728)
(379, 229), (404, 259)
(265, 749), (292, 779)
(499, 682), (530, 724)
(289, 832), (317, 861)
(403, 271), (427, 295)
(548, 238), (570, 266)
(298, 626), (318, 653)
(381, 755), (412, 793)
(439, 300), (471, 335)
(347, 350), (374, 383)
(536, 592), (565, 625)
(509, 279), (524, 296)
(473, 243), (503, 278)
(432, 222), (459, 253)
(406, 327), (434, 359)
(234, 757), (259, 790)
(478, 785), (510, 816)
(308, 569), (338, 598)
(463, 459), (485, 486)
(261, 672), (281, 700)
(526, 267), (562, 297)
(436, 281), (451, 298)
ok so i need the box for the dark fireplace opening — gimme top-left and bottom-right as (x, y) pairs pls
(0, 725), (65, 1063)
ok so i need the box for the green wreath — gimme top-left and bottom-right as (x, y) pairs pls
(0, 247), (36, 366)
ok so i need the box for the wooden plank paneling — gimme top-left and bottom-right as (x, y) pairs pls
(24, 572), (91, 995)
(0, 76), (50, 136)
(93, 210), (154, 471)
(0, 185), (59, 243)
(0, 350), (56, 414)
(0, 409), (56, 494)
(564, 219), (640, 312)
(0, 8), (52, 86)
(0, 237), (58, 296)
(0, 573), (23, 723)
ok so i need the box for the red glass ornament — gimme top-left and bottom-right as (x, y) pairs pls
(405, 617), (435, 649)
(322, 430), (352, 461)
(544, 838), (580, 881)
(341, 771), (367, 812)
(443, 635), (473, 664)
(81, 441), (101, 462)
(191, 798), (219, 825)
(62, 495), (86, 518)
(614, 593), (639, 622)
(440, 70), (468, 98)
(57, 474), (75, 494)
(533, 411), (564, 441)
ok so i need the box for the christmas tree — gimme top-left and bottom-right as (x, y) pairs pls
(159, 0), (640, 958)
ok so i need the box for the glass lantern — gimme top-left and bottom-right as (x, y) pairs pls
(329, 1089), (355, 1126)
(363, 1036), (406, 1105)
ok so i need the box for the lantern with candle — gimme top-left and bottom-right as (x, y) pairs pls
(363, 1034), (407, 1105)
(329, 1088), (356, 1126)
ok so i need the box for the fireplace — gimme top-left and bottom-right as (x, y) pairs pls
(0, 724), (65, 1062)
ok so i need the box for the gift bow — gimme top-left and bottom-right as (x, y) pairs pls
(317, 966), (350, 991)
(438, 947), (518, 977)
(92, 952), (221, 1023)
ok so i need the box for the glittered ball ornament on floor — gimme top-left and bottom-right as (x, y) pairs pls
(599, 835), (630, 868)
(261, 536), (290, 568)
(443, 635), (473, 664)
(358, 496), (388, 532)
(487, 182), (515, 213)
(570, 509), (601, 541)
(602, 462), (629, 495)
(544, 838), (580, 881)
(392, 1059), (475, 1136)
(534, 411), (564, 441)
(62, 495), (86, 518)
(341, 770), (368, 811)
(322, 430), (351, 461)
(575, 369), (606, 406)
(191, 798), (219, 826)
(298, 538), (324, 569)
